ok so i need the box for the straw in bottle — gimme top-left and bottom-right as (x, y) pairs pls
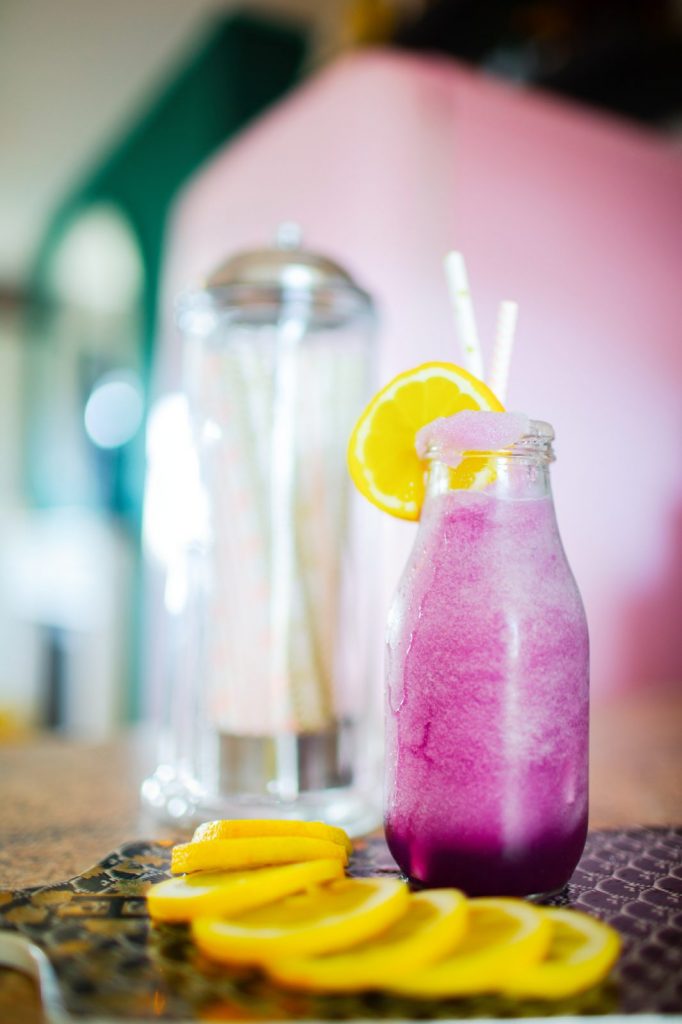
(443, 251), (485, 381)
(488, 300), (518, 405)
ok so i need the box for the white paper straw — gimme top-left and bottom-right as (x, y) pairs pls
(270, 313), (304, 704)
(444, 251), (485, 381)
(488, 300), (518, 404)
(269, 310), (305, 800)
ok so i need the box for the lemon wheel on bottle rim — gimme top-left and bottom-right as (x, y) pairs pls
(347, 362), (503, 521)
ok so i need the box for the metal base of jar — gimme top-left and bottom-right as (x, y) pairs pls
(140, 721), (381, 838)
(217, 725), (353, 796)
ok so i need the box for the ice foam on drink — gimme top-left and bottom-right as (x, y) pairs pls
(415, 410), (530, 467)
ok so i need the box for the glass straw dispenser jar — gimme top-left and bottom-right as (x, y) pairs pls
(142, 226), (380, 835)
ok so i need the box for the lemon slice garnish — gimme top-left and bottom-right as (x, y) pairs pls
(171, 836), (347, 875)
(192, 819), (352, 854)
(389, 897), (551, 997)
(502, 907), (621, 999)
(147, 859), (344, 923)
(347, 362), (503, 521)
(267, 888), (467, 992)
(192, 877), (409, 965)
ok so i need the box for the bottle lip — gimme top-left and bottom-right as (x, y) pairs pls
(424, 419), (555, 462)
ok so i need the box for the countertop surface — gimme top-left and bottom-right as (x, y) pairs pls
(1, 690), (680, 891)
(0, 688), (680, 1022)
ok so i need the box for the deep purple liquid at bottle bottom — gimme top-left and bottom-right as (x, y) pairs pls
(385, 816), (588, 896)
(385, 490), (589, 896)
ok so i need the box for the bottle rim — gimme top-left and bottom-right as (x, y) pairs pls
(424, 419), (555, 464)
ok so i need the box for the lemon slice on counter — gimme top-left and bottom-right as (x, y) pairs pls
(147, 859), (344, 924)
(388, 897), (551, 998)
(347, 362), (503, 521)
(501, 907), (621, 999)
(192, 819), (352, 855)
(267, 888), (467, 992)
(171, 837), (347, 875)
(192, 877), (409, 966)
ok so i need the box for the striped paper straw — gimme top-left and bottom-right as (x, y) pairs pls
(444, 251), (485, 381)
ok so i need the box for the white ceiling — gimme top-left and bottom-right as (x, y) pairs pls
(0, 0), (345, 286)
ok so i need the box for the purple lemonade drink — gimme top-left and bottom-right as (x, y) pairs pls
(385, 416), (589, 896)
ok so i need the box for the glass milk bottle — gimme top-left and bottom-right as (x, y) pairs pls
(142, 227), (379, 835)
(385, 421), (589, 895)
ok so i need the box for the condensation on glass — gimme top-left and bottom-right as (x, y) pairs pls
(142, 226), (380, 835)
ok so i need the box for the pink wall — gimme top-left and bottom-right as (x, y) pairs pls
(159, 50), (682, 698)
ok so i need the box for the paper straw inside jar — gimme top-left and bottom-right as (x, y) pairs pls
(269, 313), (300, 735)
(198, 345), (271, 734)
(269, 304), (333, 744)
(294, 342), (345, 726)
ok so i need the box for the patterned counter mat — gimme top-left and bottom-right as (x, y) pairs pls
(0, 827), (680, 1020)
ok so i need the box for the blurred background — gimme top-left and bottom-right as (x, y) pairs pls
(1, 0), (681, 741)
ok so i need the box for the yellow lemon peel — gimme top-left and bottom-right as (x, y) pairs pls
(171, 836), (347, 876)
(147, 859), (344, 923)
(192, 877), (409, 965)
(388, 897), (551, 998)
(192, 819), (352, 854)
(347, 362), (503, 520)
(267, 888), (467, 992)
(501, 907), (622, 1000)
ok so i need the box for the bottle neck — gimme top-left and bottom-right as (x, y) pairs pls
(425, 454), (552, 502)
(424, 421), (556, 503)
